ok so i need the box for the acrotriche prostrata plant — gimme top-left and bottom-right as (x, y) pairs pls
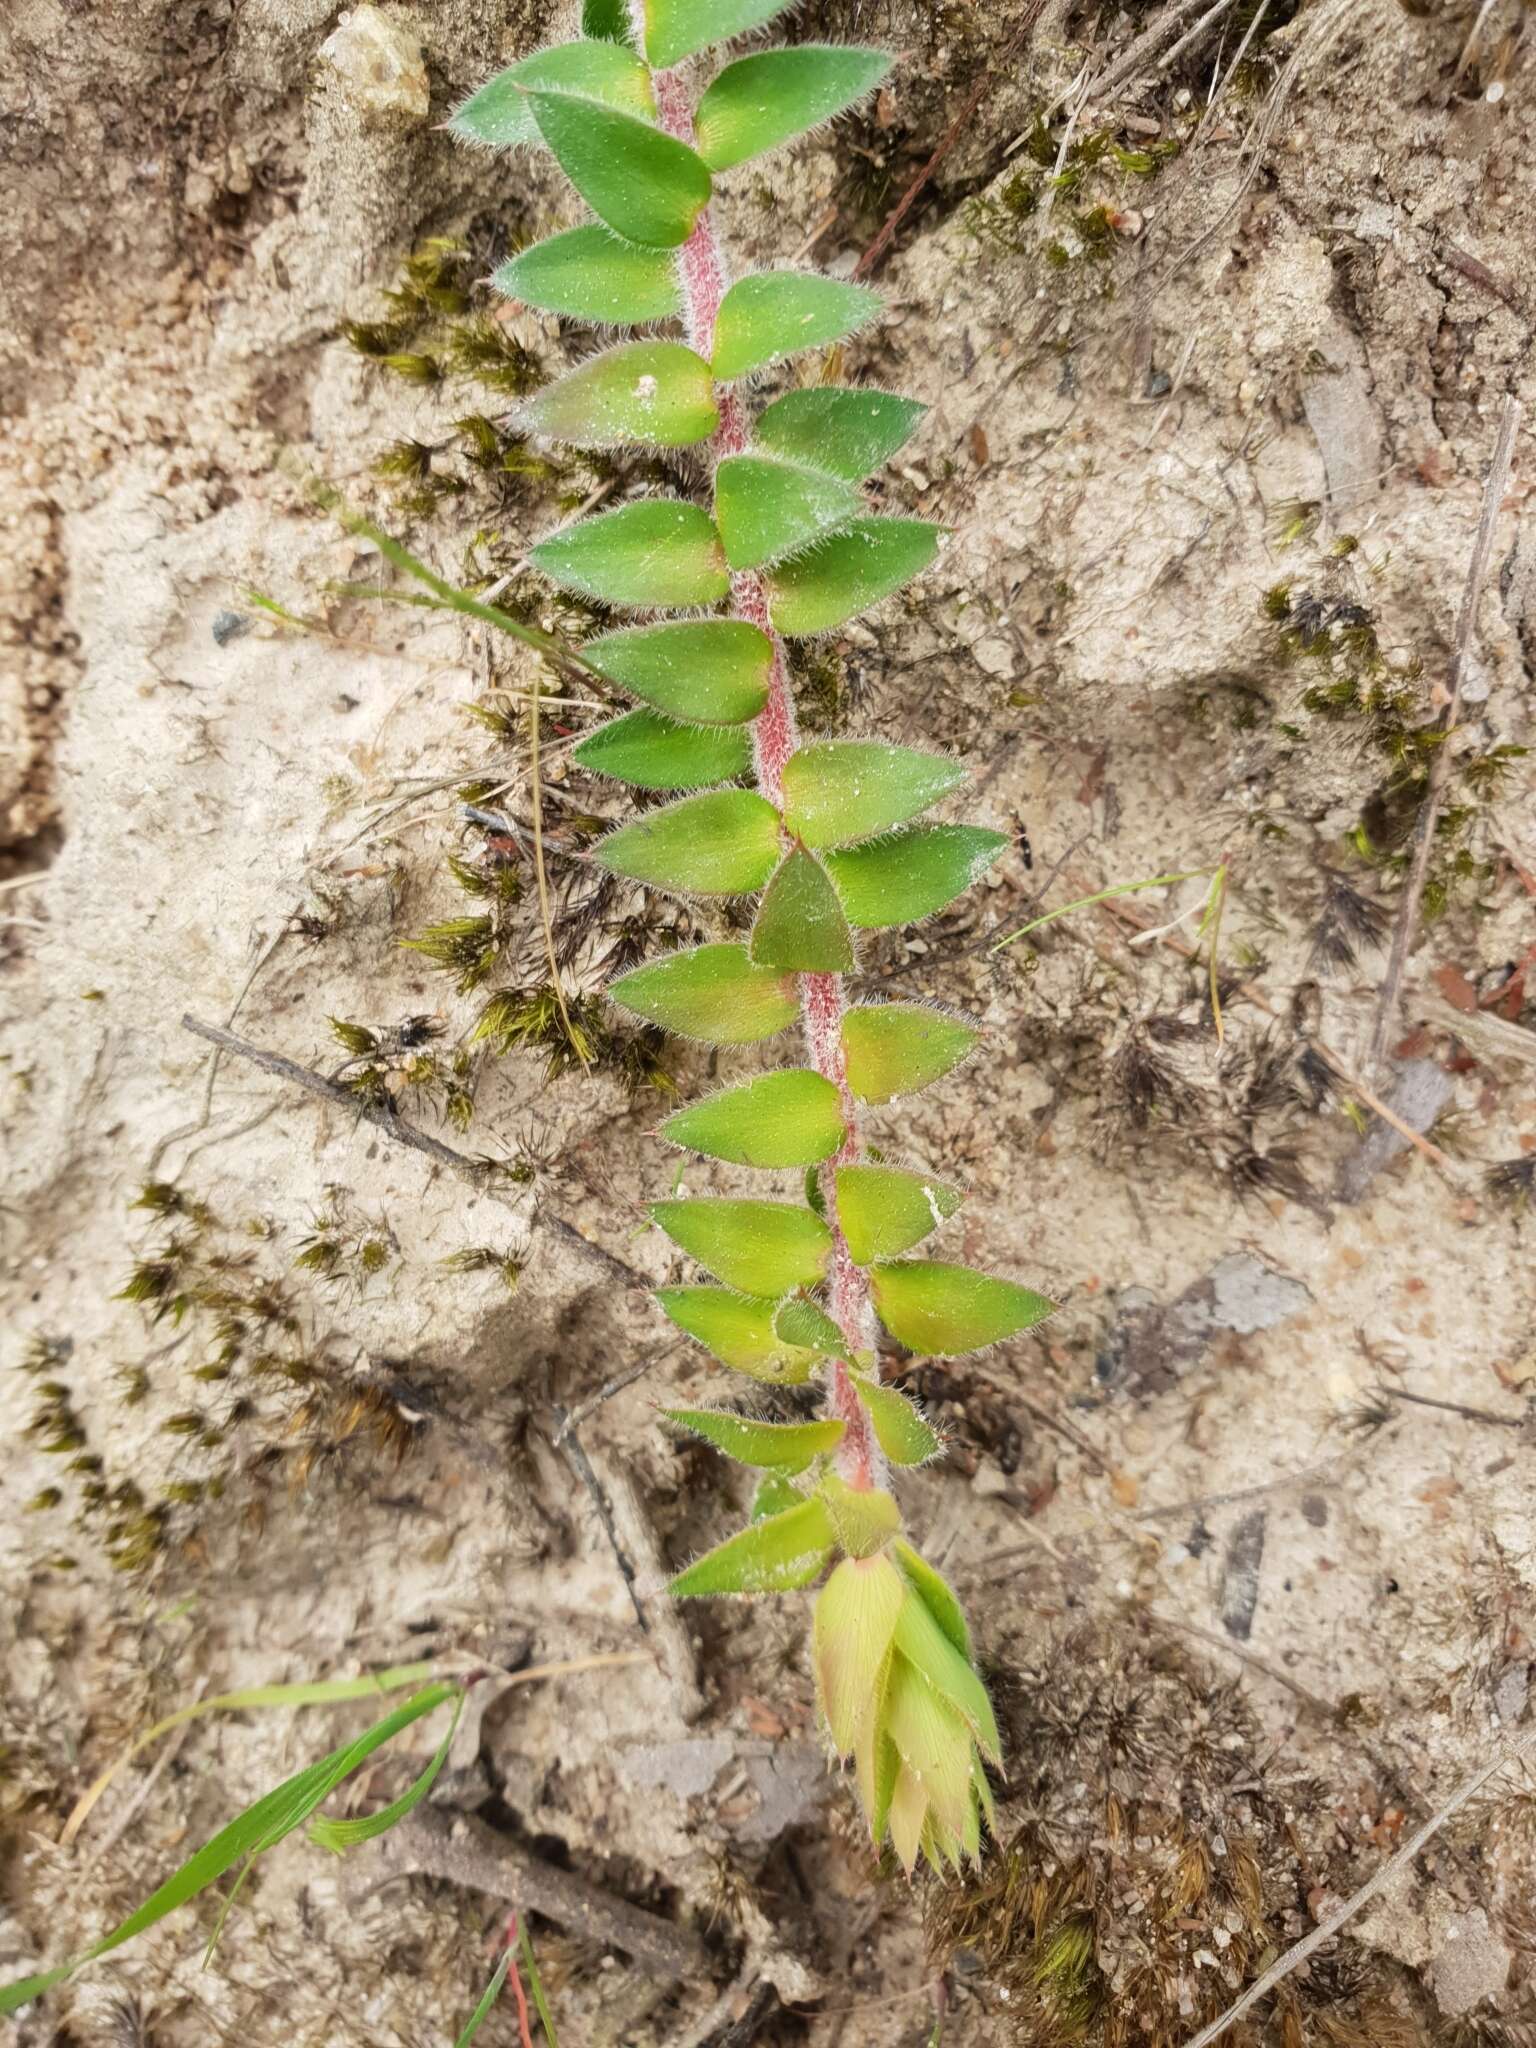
(448, 0), (1056, 1871)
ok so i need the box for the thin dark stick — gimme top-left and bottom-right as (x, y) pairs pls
(179, 1014), (649, 1290)
(1368, 397), (1522, 1073)
(553, 1416), (650, 1633)
(356, 1807), (708, 1979)
(852, 2), (1049, 281)
(1376, 1384), (1526, 1431)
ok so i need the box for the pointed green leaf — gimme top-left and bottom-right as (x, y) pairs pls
(652, 1198), (833, 1296)
(662, 1069), (845, 1167)
(814, 1552), (907, 1753)
(696, 46), (893, 171)
(713, 273), (882, 382)
(893, 1540), (972, 1659)
(768, 517), (941, 636)
(825, 825), (1007, 927)
(494, 228), (683, 326)
(782, 741), (966, 850)
(595, 789), (778, 893)
(715, 454), (863, 571)
(751, 1473), (805, 1520)
(851, 1375), (941, 1466)
(773, 1295), (846, 1354)
(307, 1690), (466, 1851)
(818, 1471), (902, 1558)
(529, 92), (711, 249)
(871, 1259), (1056, 1356)
(450, 41), (655, 151)
(574, 708), (750, 790)
(835, 1164), (962, 1264)
(665, 1407), (845, 1473)
(609, 942), (799, 1044)
(841, 1004), (979, 1104)
(523, 341), (717, 449)
(749, 845), (855, 971)
(671, 1496), (835, 1596)
(655, 1285), (816, 1381)
(756, 387), (926, 482)
(642, 0), (792, 69)
(893, 1584), (1000, 1761)
(530, 499), (728, 609)
(884, 1654), (976, 1840)
(585, 620), (772, 724)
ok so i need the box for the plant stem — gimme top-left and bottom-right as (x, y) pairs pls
(653, 62), (882, 1493)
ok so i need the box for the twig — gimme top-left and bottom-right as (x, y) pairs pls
(1190, 0), (1268, 145)
(553, 1420), (650, 1632)
(1368, 396), (1522, 1072)
(1177, 1722), (1536, 2048)
(355, 1806), (709, 1979)
(1153, 1610), (1338, 1719)
(1375, 1384), (1526, 1431)
(178, 1016), (649, 1290)
(1134, 1459), (1342, 1522)
(852, 2), (1049, 280)
(594, 1449), (707, 1721)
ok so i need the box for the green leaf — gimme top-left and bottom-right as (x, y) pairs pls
(584, 620), (772, 724)
(695, 46), (893, 171)
(715, 454), (863, 571)
(767, 517), (942, 636)
(655, 1285), (817, 1381)
(642, 0), (793, 70)
(835, 1163), (962, 1263)
(755, 387), (926, 482)
(851, 1376), (941, 1465)
(529, 499), (728, 609)
(609, 942), (799, 1044)
(814, 1552), (907, 1752)
(0, 1683), (460, 2016)
(450, 41), (655, 151)
(870, 1259), (1057, 1356)
(494, 227), (683, 326)
(651, 1198), (833, 1296)
(664, 1407), (845, 1472)
(841, 1003), (979, 1104)
(595, 789), (778, 894)
(662, 1069), (846, 1167)
(781, 740), (966, 849)
(712, 273), (882, 381)
(670, 1496), (835, 1596)
(893, 1585), (1000, 1761)
(748, 845), (856, 972)
(819, 1471), (902, 1557)
(583, 0), (629, 38)
(522, 341), (717, 449)
(307, 1689), (465, 1851)
(751, 1473), (806, 1520)
(454, 1950), (512, 2048)
(773, 1295), (846, 1353)
(574, 709), (751, 790)
(825, 824), (1007, 927)
(893, 1539), (971, 1659)
(529, 92), (712, 249)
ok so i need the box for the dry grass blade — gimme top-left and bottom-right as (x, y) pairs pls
(1178, 1722), (1536, 2047)
(1368, 395), (1522, 1072)
(527, 669), (588, 1070)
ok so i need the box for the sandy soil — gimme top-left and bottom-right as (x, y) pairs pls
(3, 1), (1536, 2042)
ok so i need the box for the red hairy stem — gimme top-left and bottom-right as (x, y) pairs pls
(655, 61), (882, 1492)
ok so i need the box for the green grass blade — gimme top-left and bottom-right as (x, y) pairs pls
(308, 1689), (465, 1851)
(311, 485), (598, 678)
(455, 1950), (513, 2046)
(1, 1682), (460, 2015)
(520, 1921), (559, 2046)
(62, 1660), (440, 1844)
(990, 870), (1210, 952)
